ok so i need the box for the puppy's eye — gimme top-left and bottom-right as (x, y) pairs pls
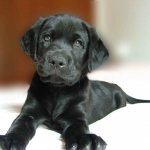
(74, 39), (84, 49)
(43, 34), (51, 42)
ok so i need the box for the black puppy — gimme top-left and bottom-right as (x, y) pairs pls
(0, 14), (149, 150)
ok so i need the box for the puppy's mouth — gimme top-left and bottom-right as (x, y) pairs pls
(37, 65), (80, 86)
(40, 75), (76, 87)
(41, 75), (64, 83)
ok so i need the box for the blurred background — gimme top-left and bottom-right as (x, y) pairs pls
(94, 0), (150, 62)
(0, 0), (150, 84)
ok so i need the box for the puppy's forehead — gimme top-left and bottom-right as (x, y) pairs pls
(43, 15), (87, 35)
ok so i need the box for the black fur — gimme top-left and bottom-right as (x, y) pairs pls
(0, 14), (149, 150)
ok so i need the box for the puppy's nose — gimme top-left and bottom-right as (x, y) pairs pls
(49, 56), (67, 68)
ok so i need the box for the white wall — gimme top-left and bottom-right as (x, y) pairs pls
(94, 0), (150, 62)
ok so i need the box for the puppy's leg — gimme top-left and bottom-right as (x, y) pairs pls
(0, 115), (36, 150)
(61, 106), (106, 150)
(0, 94), (46, 150)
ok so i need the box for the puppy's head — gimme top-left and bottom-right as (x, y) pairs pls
(21, 14), (109, 86)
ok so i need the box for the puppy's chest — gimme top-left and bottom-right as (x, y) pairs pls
(42, 92), (75, 132)
(43, 91), (74, 119)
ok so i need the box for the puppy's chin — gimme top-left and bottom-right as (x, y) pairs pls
(40, 75), (64, 83)
(39, 75), (77, 87)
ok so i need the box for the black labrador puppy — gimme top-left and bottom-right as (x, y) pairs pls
(0, 14), (149, 150)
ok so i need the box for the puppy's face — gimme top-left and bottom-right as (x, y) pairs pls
(21, 14), (109, 86)
(37, 16), (89, 86)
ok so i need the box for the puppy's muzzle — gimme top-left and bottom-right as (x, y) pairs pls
(45, 50), (71, 71)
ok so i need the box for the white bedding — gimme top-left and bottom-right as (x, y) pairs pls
(0, 63), (150, 150)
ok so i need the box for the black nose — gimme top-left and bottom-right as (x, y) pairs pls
(49, 56), (67, 68)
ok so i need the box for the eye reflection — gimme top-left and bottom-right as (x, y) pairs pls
(43, 34), (51, 41)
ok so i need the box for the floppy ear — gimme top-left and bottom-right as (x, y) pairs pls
(20, 17), (47, 60)
(87, 27), (109, 72)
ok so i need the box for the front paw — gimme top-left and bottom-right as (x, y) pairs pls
(65, 134), (107, 150)
(0, 134), (26, 150)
